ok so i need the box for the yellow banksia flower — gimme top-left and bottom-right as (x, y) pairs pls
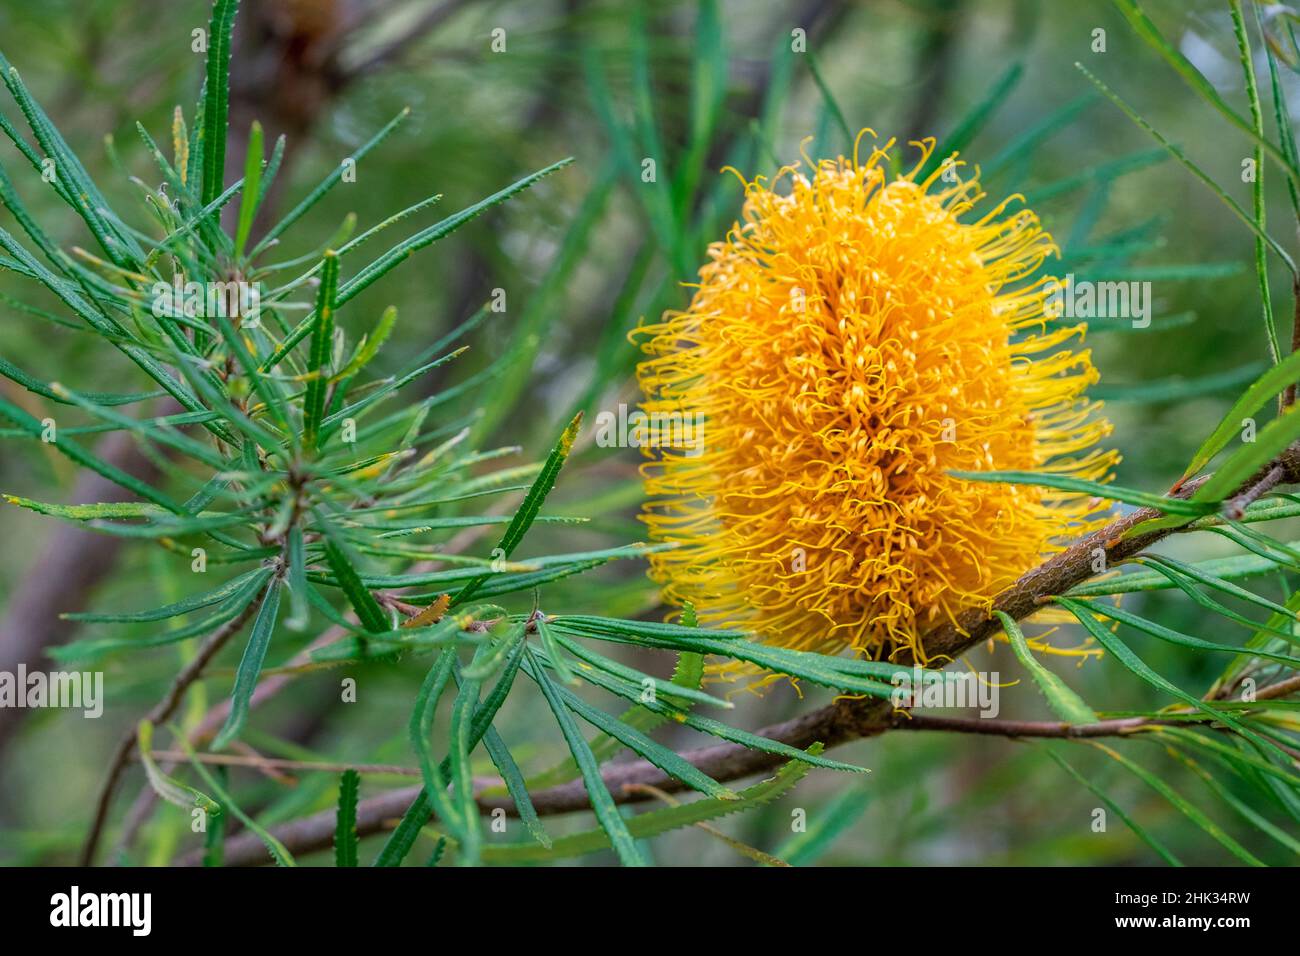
(635, 132), (1118, 668)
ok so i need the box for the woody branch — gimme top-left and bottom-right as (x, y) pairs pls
(194, 446), (1300, 866)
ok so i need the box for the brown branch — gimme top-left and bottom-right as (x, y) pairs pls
(192, 671), (1300, 867)
(889, 713), (1159, 738)
(191, 455), (1300, 866)
(1227, 463), (1285, 519)
(1284, 274), (1300, 409)
(1257, 671), (1300, 701)
(141, 751), (420, 777)
(79, 574), (274, 866)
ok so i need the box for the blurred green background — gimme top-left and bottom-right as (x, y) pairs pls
(0, 0), (1294, 865)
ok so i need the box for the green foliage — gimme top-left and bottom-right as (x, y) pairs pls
(334, 769), (359, 868)
(1, 0), (1299, 870)
(997, 611), (1098, 725)
(200, 0), (239, 207)
(0, 0), (892, 867)
(211, 579), (282, 750)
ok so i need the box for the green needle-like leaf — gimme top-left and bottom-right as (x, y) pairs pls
(1231, 0), (1283, 363)
(1192, 401), (1300, 504)
(1180, 346), (1300, 482)
(375, 637), (528, 867)
(260, 158), (573, 372)
(1077, 61), (1297, 276)
(1056, 596), (1288, 762)
(408, 649), (467, 846)
(178, 733), (296, 866)
(318, 520), (388, 634)
(0, 395), (182, 512)
(773, 783), (872, 866)
(254, 107), (411, 255)
(1086, 739), (1265, 867)
(234, 119), (263, 260)
(997, 611), (1098, 725)
(62, 567), (267, 623)
(452, 411), (583, 606)
(334, 769), (359, 867)
(553, 680), (736, 800)
(201, 0), (239, 206)
(212, 577), (282, 750)
(950, 469), (1209, 516)
(302, 250), (339, 452)
(482, 747), (817, 863)
(1113, 0), (1300, 189)
(921, 61), (1022, 180)
(1041, 745), (1182, 866)
(524, 647), (645, 866)
(1077, 598), (1300, 667)
(137, 720), (218, 813)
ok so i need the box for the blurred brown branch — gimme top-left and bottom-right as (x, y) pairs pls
(340, 0), (474, 81)
(0, 429), (166, 755)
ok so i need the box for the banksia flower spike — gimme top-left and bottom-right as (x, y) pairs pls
(636, 132), (1118, 667)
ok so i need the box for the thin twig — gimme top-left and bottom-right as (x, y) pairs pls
(1227, 463), (1284, 519)
(141, 751), (420, 777)
(110, 518), (500, 859)
(1284, 275), (1300, 409)
(889, 713), (1164, 738)
(79, 573), (274, 866)
(1257, 671), (1300, 701)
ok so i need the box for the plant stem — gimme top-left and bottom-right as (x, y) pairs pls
(79, 575), (271, 866)
(192, 667), (1300, 867)
(185, 452), (1300, 866)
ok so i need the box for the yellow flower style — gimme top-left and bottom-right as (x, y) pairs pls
(635, 133), (1117, 666)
